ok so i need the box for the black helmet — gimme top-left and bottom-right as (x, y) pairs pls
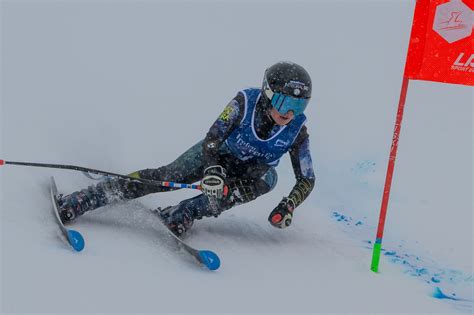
(262, 61), (311, 116)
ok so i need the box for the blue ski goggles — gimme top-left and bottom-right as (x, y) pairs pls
(263, 89), (309, 116)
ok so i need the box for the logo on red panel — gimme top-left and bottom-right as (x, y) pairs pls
(433, 0), (473, 43)
(452, 52), (474, 72)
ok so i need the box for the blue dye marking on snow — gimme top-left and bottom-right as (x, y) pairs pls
(330, 210), (473, 311)
(415, 268), (428, 275)
(432, 287), (462, 301)
(431, 277), (441, 283)
(331, 211), (365, 227)
(372, 247), (473, 307)
(332, 212), (349, 222)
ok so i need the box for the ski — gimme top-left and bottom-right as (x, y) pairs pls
(50, 176), (85, 252)
(151, 209), (221, 271)
(49, 176), (217, 268)
(166, 226), (220, 271)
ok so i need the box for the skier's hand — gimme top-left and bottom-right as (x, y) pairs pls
(268, 198), (294, 228)
(201, 165), (228, 200)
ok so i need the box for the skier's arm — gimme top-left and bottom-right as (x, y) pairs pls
(268, 127), (315, 228)
(201, 92), (245, 168)
(286, 128), (316, 209)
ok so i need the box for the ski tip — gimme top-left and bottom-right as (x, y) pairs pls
(67, 229), (85, 252)
(198, 250), (220, 270)
(0, 159), (4, 166)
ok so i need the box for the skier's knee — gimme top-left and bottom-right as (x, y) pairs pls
(261, 167), (278, 193)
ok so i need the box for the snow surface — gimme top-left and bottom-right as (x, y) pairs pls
(1, 0), (472, 314)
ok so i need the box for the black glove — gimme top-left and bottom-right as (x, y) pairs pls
(268, 198), (294, 229)
(201, 165), (228, 200)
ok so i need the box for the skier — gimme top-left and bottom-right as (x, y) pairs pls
(58, 61), (316, 236)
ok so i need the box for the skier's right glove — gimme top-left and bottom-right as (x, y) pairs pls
(268, 198), (294, 229)
(201, 165), (228, 200)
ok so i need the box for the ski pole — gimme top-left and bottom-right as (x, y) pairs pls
(0, 159), (202, 191)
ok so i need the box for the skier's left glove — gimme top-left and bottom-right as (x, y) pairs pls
(201, 165), (228, 201)
(268, 198), (294, 229)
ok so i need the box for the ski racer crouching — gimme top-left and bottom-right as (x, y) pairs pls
(58, 61), (316, 236)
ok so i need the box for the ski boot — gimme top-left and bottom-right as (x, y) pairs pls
(57, 186), (108, 223)
(153, 205), (195, 236)
(152, 193), (223, 236)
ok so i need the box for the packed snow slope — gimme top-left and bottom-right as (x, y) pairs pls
(1, 1), (472, 314)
